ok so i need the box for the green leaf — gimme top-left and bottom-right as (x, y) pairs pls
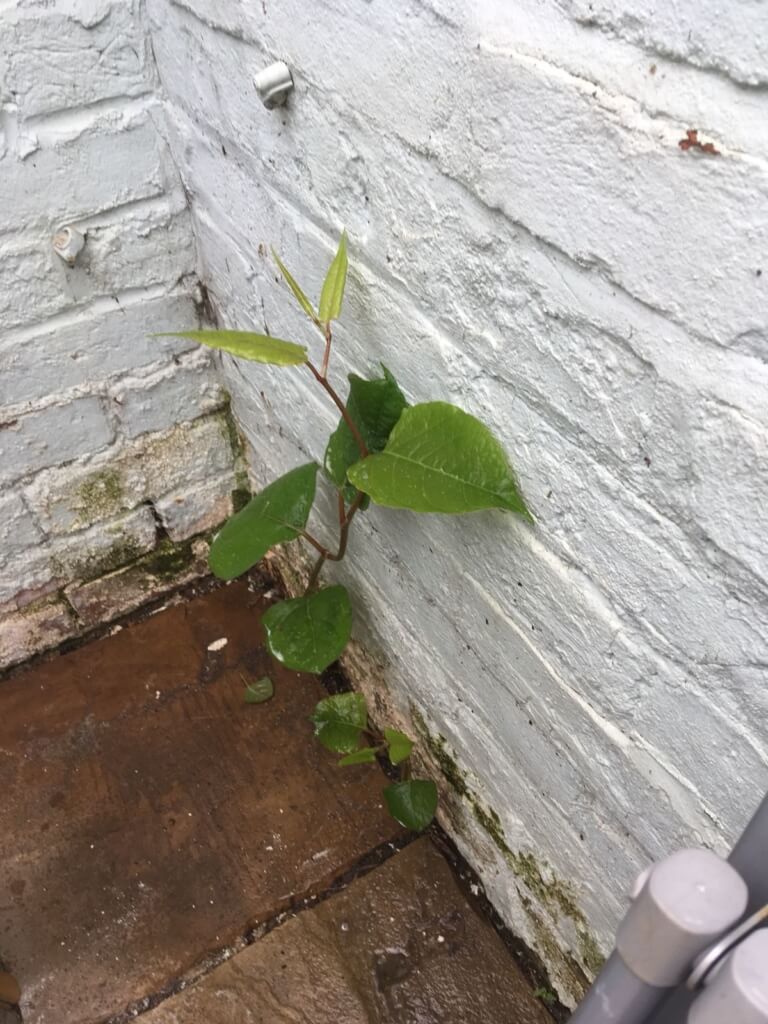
(244, 677), (274, 704)
(311, 692), (367, 753)
(154, 330), (307, 366)
(318, 231), (348, 321)
(263, 585), (352, 674)
(272, 249), (318, 323)
(209, 464), (317, 580)
(383, 780), (438, 831)
(348, 402), (532, 519)
(384, 728), (413, 765)
(338, 746), (379, 766)
(324, 365), (408, 502)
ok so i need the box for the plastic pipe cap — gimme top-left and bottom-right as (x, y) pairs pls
(254, 61), (294, 109)
(52, 226), (86, 266)
(689, 930), (768, 1024)
(617, 849), (748, 987)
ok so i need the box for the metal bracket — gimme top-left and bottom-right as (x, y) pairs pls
(254, 61), (294, 109)
(687, 904), (768, 990)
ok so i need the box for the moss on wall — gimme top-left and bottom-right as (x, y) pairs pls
(411, 703), (604, 995)
(75, 468), (126, 525)
(139, 537), (198, 579)
(219, 394), (251, 511)
(51, 536), (147, 583)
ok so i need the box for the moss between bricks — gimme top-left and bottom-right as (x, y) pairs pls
(139, 537), (198, 579)
(51, 536), (148, 584)
(520, 897), (592, 998)
(218, 394), (251, 512)
(74, 468), (126, 525)
(410, 705), (604, 992)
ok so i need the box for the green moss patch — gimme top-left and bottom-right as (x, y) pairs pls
(75, 468), (126, 525)
(411, 706), (603, 993)
(139, 538), (197, 580)
(52, 537), (146, 583)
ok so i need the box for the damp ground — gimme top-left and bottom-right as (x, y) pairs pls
(0, 579), (555, 1024)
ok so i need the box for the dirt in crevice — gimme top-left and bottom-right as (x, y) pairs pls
(3, 564), (564, 1023)
(102, 832), (419, 1024)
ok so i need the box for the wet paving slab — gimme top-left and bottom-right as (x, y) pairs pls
(141, 837), (553, 1024)
(0, 582), (400, 1024)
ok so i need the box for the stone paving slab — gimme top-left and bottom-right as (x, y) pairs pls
(0, 582), (400, 1024)
(142, 837), (552, 1024)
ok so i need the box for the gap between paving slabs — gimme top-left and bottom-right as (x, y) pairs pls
(134, 837), (556, 1024)
(103, 831), (418, 1024)
(137, 574), (568, 1022)
(0, 579), (400, 1024)
(0, 568), (564, 1023)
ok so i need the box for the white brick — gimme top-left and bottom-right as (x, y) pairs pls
(0, 115), (169, 233)
(151, 0), (768, 351)
(154, 470), (235, 540)
(49, 504), (158, 582)
(24, 413), (236, 536)
(64, 536), (209, 627)
(0, 397), (114, 485)
(0, 294), (198, 412)
(565, 0), (768, 86)
(185, 149), (768, 603)
(110, 349), (224, 439)
(0, 597), (76, 671)
(0, 202), (194, 332)
(1, 1), (155, 121)
(0, 203), (195, 335)
(139, 414), (237, 500)
(157, 57), (768, 435)
(688, 404), (768, 585)
(0, 493), (43, 564)
(472, 4), (768, 190)
(0, 505), (157, 607)
(0, 0), (217, 676)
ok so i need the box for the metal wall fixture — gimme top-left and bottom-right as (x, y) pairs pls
(568, 791), (768, 1024)
(52, 226), (86, 266)
(254, 61), (294, 109)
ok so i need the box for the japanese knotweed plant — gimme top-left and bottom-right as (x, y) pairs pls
(160, 233), (532, 832)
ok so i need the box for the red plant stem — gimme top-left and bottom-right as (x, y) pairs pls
(306, 360), (368, 460)
(303, 338), (369, 593)
(304, 490), (366, 593)
(300, 530), (332, 559)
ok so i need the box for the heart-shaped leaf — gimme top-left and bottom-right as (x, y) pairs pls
(155, 329), (307, 365)
(244, 677), (274, 704)
(384, 779), (438, 831)
(338, 746), (378, 766)
(311, 693), (368, 752)
(348, 402), (532, 519)
(262, 585), (352, 674)
(384, 728), (413, 765)
(325, 365), (407, 503)
(272, 249), (318, 323)
(318, 231), (348, 321)
(209, 464), (317, 580)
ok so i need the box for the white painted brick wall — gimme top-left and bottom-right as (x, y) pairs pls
(145, 0), (768, 1001)
(6, 0), (767, 1003)
(0, 0), (237, 668)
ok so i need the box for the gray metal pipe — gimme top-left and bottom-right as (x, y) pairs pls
(730, 793), (768, 914)
(567, 951), (668, 1024)
(646, 791), (768, 1024)
(569, 849), (747, 1024)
